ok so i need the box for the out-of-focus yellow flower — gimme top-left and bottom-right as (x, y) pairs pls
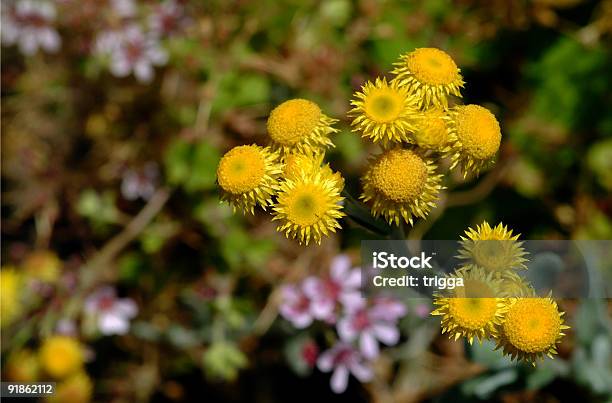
(360, 148), (443, 226)
(1, 267), (22, 327)
(267, 99), (338, 156)
(23, 250), (61, 284)
(5, 349), (40, 382)
(217, 145), (283, 215)
(47, 371), (92, 403)
(348, 77), (418, 145)
(392, 47), (464, 109)
(457, 221), (528, 274)
(496, 296), (569, 366)
(432, 266), (509, 344)
(447, 104), (502, 177)
(39, 336), (84, 379)
(273, 166), (345, 245)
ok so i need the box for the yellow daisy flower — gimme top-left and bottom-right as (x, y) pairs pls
(413, 108), (454, 153)
(447, 104), (502, 177)
(432, 266), (509, 344)
(39, 336), (84, 379)
(272, 166), (345, 245)
(5, 349), (40, 382)
(49, 371), (93, 403)
(267, 99), (338, 156)
(1, 267), (22, 327)
(23, 250), (61, 284)
(348, 77), (419, 145)
(360, 148), (443, 226)
(496, 296), (569, 366)
(391, 47), (464, 109)
(457, 221), (528, 274)
(217, 145), (283, 215)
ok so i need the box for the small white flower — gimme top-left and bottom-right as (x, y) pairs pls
(84, 286), (138, 335)
(94, 24), (168, 83)
(1, 0), (61, 55)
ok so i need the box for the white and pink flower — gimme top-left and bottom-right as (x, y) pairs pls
(279, 284), (314, 329)
(1, 0), (61, 55)
(337, 297), (405, 359)
(302, 255), (362, 322)
(94, 24), (168, 83)
(84, 286), (138, 335)
(317, 342), (373, 394)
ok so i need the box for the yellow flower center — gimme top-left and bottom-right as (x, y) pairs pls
(447, 297), (498, 331)
(370, 149), (427, 203)
(217, 146), (266, 194)
(503, 299), (561, 353)
(363, 87), (404, 123)
(39, 336), (83, 379)
(283, 183), (329, 226)
(455, 105), (501, 160)
(267, 99), (322, 146)
(416, 110), (448, 148)
(407, 48), (460, 86)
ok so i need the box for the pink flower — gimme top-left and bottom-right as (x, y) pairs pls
(148, 0), (188, 37)
(121, 162), (159, 201)
(279, 284), (314, 329)
(369, 295), (408, 322)
(303, 255), (362, 323)
(317, 342), (373, 394)
(84, 286), (138, 335)
(337, 297), (405, 359)
(94, 24), (168, 83)
(1, 0), (61, 55)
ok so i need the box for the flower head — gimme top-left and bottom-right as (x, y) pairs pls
(1, 267), (23, 327)
(391, 48), (464, 109)
(1, 0), (61, 55)
(279, 283), (315, 329)
(217, 145), (283, 215)
(39, 336), (84, 379)
(348, 77), (419, 145)
(457, 221), (528, 274)
(121, 162), (159, 201)
(5, 349), (40, 382)
(337, 297), (405, 359)
(148, 0), (188, 36)
(22, 250), (61, 284)
(84, 286), (138, 335)
(447, 104), (502, 177)
(302, 255), (362, 322)
(317, 342), (373, 394)
(94, 24), (168, 83)
(49, 371), (93, 403)
(267, 99), (338, 156)
(360, 148), (443, 226)
(496, 296), (569, 366)
(413, 108), (453, 153)
(432, 266), (509, 344)
(272, 165), (345, 245)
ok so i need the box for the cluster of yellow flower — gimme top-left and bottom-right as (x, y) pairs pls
(1, 251), (62, 328)
(5, 336), (92, 403)
(216, 48), (503, 244)
(431, 221), (569, 366)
